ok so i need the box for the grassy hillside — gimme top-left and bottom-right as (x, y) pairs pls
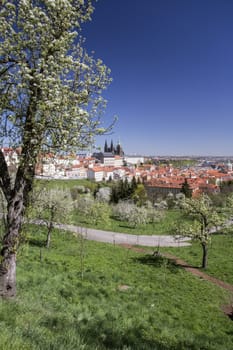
(161, 231), (233, 285)
(35, 178), (99, 192)
(0, 225), (233, 349)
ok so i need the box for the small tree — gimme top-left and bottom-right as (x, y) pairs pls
(166, 192), (175, 209)
(110, 179), (131, 203)
(95, 187), (111, 203)
(32, 188), (73, 248)
(146, 204), (165, 225)
(88, 201), (111, 226)
(181, 178), (192, 198)
(178, 194), (223, 268)
(112, 201), (148, 228)
(75, 196), (95, 222)
(75, 196), (111, 226)
(132, 184), (148, 206)
(70, 186), (87, 200)
(128, 206), (148, 228)
(131, 176), (137, 192)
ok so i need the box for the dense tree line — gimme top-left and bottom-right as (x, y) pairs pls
(110, 177), (138, 203)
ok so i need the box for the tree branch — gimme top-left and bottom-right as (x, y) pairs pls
(0, 149), (12, 202)
(0, 63), (15, 78)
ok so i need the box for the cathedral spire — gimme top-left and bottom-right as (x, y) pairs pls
(104, 140), (108, 153)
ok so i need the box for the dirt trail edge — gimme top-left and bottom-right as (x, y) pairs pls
(121, 244), (233, 293)
(163, 252), (233, 293)
(120, 244), (233, 318)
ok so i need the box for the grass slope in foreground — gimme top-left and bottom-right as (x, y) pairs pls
(0, 226), (233, 350)
(161, 231), (233, 285)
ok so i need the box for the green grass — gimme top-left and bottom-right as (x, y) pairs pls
(0, 225), (233, 349)
(161, 231), (233, 285)
(35, 178), (99, 192)
(70, 209), (183, 236)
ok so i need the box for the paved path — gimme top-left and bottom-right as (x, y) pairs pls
(51, 222), (191, 247)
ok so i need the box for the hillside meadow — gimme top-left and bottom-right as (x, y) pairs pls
(0, 225), (233, 350)
(161, 231), (233, 285)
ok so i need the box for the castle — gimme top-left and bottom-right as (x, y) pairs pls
(104, 140), (124, 156)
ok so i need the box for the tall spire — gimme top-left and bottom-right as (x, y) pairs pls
(110, 139), (114, 153)
(104, 140), (108, 153)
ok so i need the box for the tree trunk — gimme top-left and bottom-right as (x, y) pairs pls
(46, 224), (53, 248)
(0, 250), (17, 298)
(0, 93), (41, 298)
(0, 193), (24, 298)
(201, 243), (208, 269)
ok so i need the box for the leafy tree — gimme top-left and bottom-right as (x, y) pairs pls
(31, 188), (72, 248)
(220, 180), (233, 194)
(110, 179), (131, 203)
(132, 184), (148, 206)
(177, 194), (223, 268)
(166, 192), (176, 209)
(118, 179), (129, 200)
(110, 178), (147, 204)
(70, 185), (87, 200)
(112, 201), (134, 222)
(75, 195), (110, 226)
(0, 0), (113, 297)
(110, 184), (119, 204)
(95, 187), (111, 203)
(112, 201), (148, 228)
(131, 176), (137, 193)
(127, 206), (148, 228)
(145, 201), (165, 224)
(89, 201), (111, 226)
(181, 178), (192, 198)
(75, 196), (95, 220)
(107, 175), (112, 182)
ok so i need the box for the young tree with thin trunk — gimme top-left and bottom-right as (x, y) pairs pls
(176, 194), (223, 269)
(31, 188), (73, 248)
(0, 0), (113, 298)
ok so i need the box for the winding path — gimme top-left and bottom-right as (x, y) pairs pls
(52, 222), (191, 247)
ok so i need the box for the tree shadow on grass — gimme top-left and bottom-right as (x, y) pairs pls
(133, 254), (182, 274)
(28, 237), (45, 248)
(119, 223), (135, 229)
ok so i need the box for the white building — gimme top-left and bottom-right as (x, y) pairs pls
(87, 167), (104, 182)
(65, 166), (87, 179)
(42, 163), (56, 177)
(124, 155), (144, 166)
(103, 167), (115, 181)
(1, 148), (20, 166)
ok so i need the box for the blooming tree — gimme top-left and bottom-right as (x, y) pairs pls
(31, 188), (73, 248)
(175, 194), (223, 269)
(0, 0), (113, 297)
(112, 201), (148, 228)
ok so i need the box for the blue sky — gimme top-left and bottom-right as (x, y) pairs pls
(83, 0), (233, 156)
